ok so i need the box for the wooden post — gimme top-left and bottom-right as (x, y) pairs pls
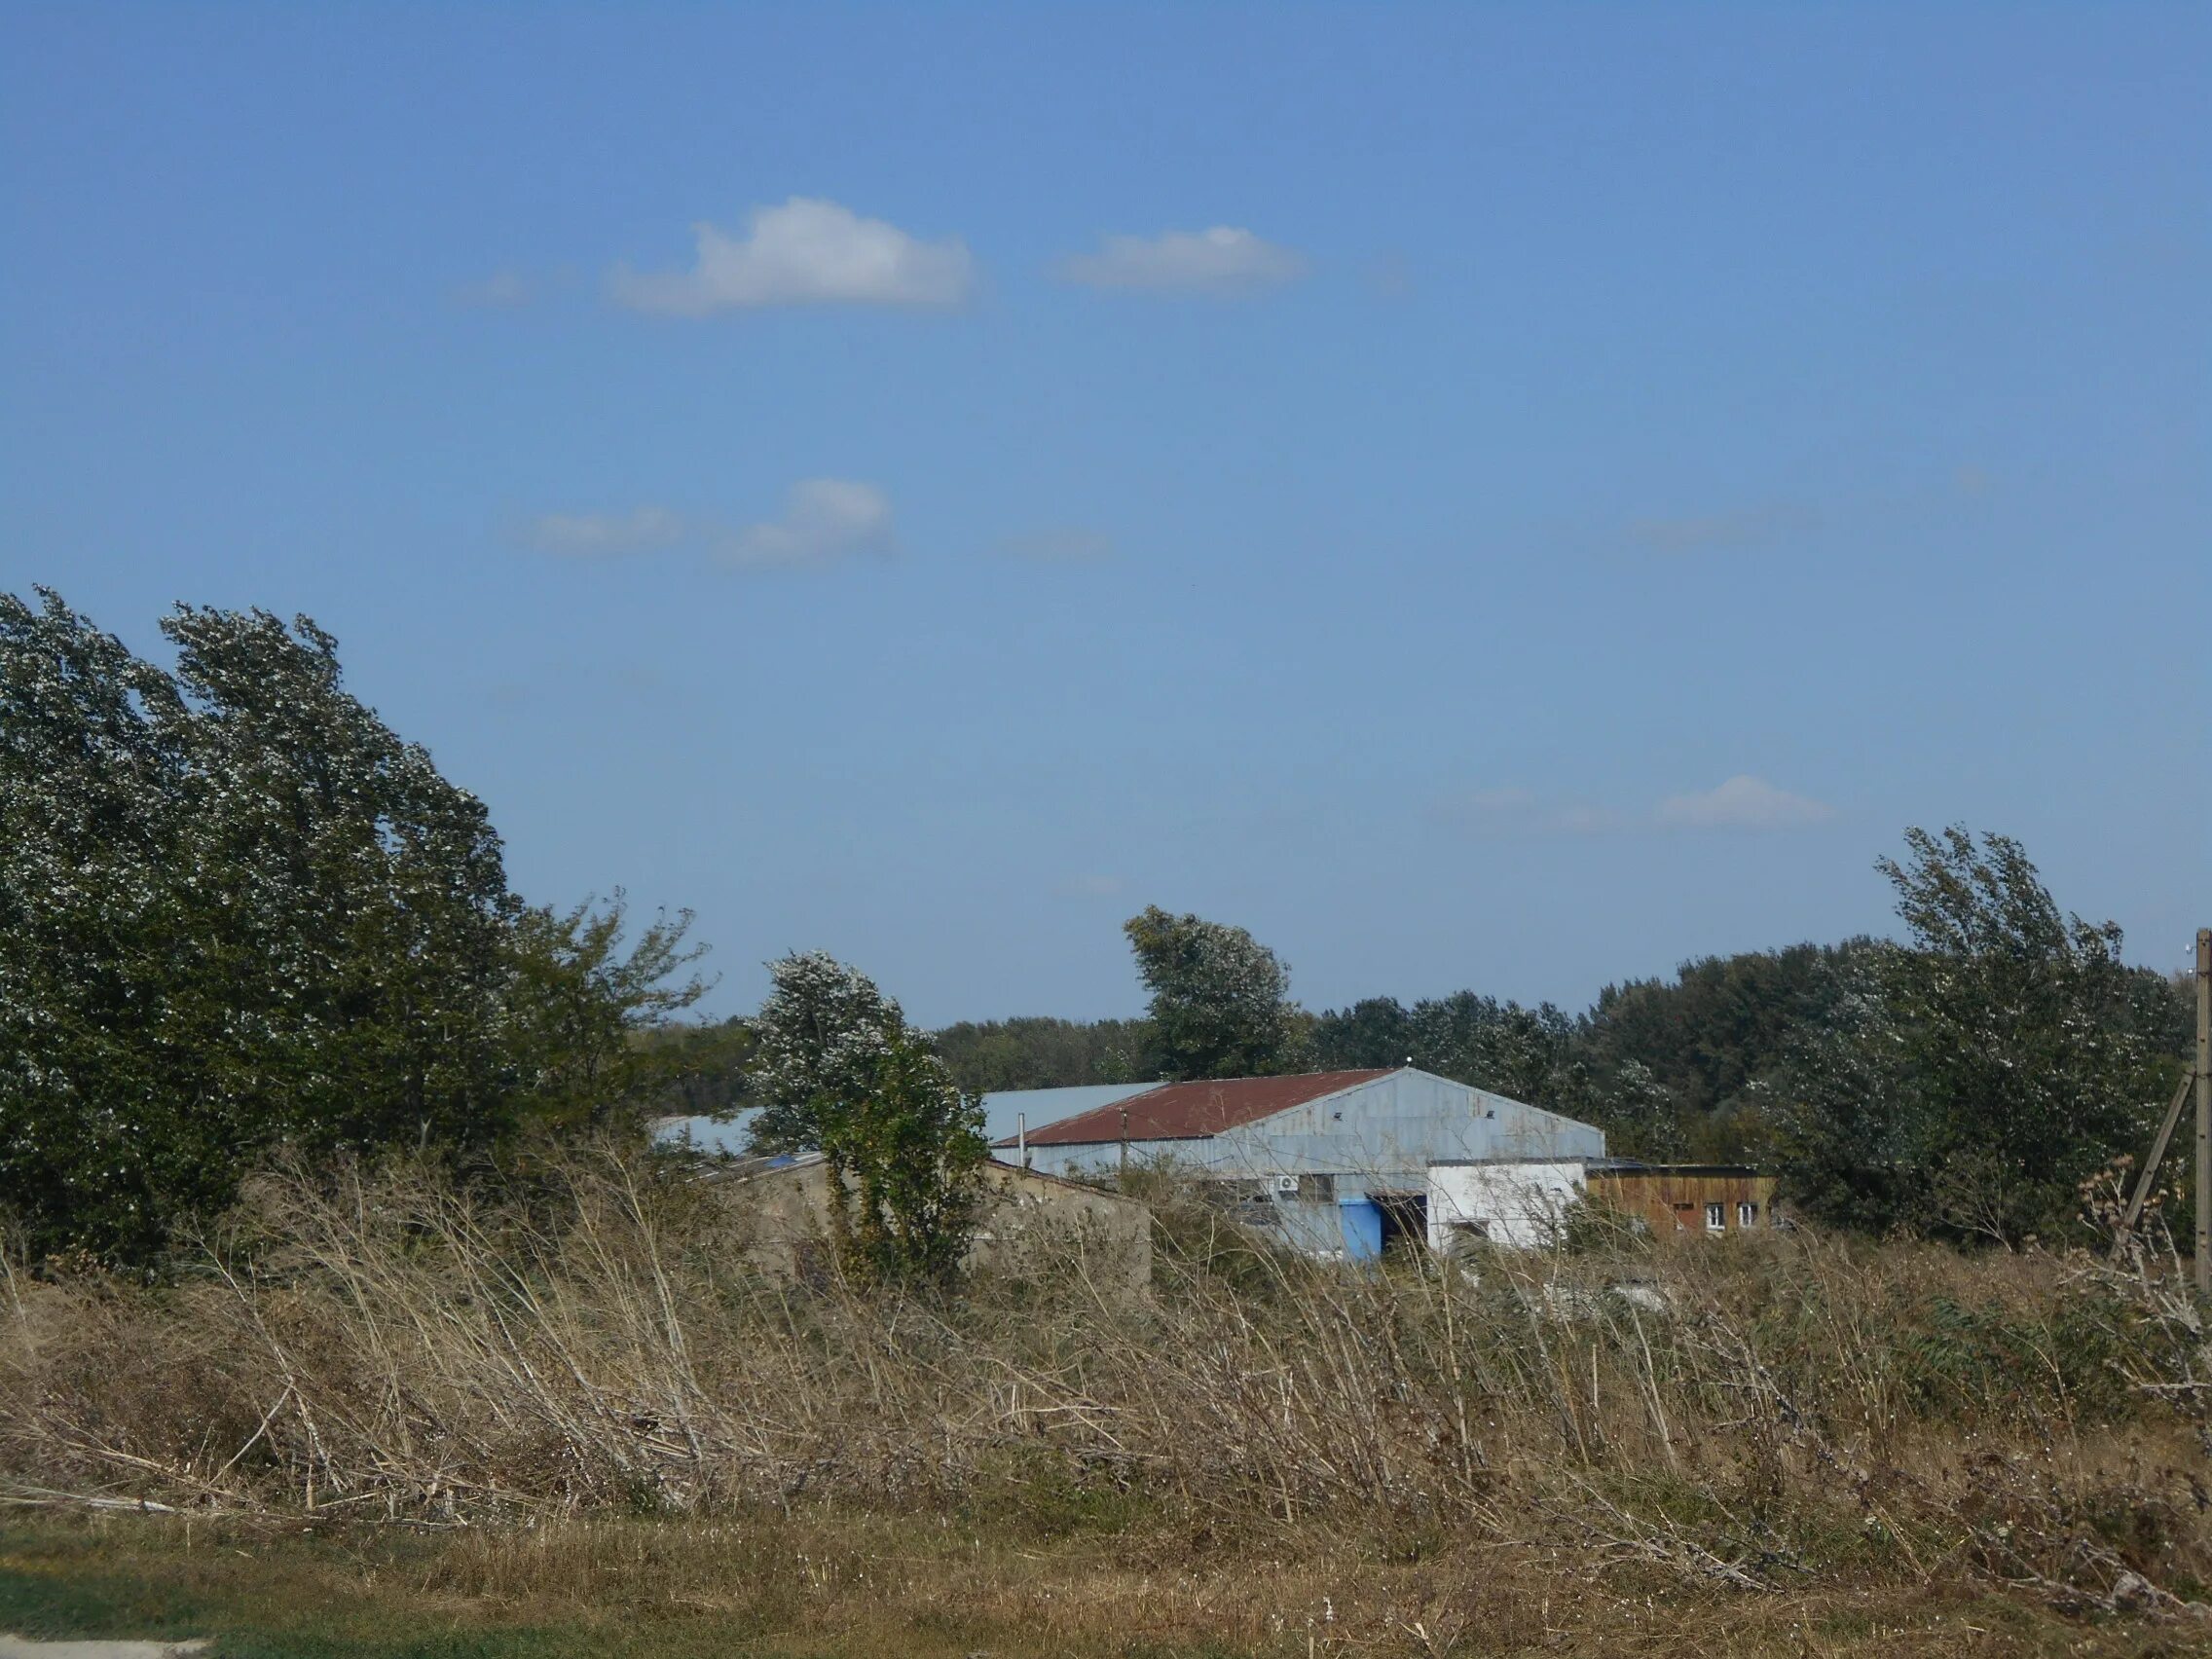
(2196, 929), (2210, 1296)
(2117, 1073), (2194, 1249)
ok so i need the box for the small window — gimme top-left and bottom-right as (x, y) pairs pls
(1738, 1201), (1758, 1228)
(1704, 1202), (1725, 1232)
(1297, 1172), (1336, 1202)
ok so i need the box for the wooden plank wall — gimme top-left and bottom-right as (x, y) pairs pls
(1587, 1169), (1778, 1235)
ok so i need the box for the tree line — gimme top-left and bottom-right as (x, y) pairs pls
(2, 591), (2195, 1274)
(939, 861), (2191, 1245)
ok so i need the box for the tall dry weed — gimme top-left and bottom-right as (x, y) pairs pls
(2, 1146), (2206, 1615)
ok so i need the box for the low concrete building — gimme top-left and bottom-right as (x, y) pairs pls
(701, 1152), (1153, 1293)
(1426, 1159), (1588, 1251)
(993, 1067), (1604, 1260)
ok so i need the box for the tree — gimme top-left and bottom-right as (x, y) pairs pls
(0, 591), (709, 1267)
(1, 593), (526, 1263)
(820, 1026), (987, 1288)
(633, 1015), (756, 1121)
(1307, 997), (1414, 1071)
(1573, 941), (1872, 1161)
(745, 950), (907, 1153)
(931, 1014), (1157, 1093)
(1776, 828), (2177, 1243)
(1123, 905), (1301, 1080)
(744, 951), (987, 1284)
(503, 892), (714, 1130)
(1, 591), (193, 1264)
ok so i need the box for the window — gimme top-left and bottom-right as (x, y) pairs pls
(1738, 1201), (1758, 1228)
(1297, 1173), (1336, 1202)
(1704, 1202), (1725, 1232)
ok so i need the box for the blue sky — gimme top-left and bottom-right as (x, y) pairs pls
(4, 3), (2206, 1025)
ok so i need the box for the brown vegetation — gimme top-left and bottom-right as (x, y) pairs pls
(2, 1150), (2208, 1652)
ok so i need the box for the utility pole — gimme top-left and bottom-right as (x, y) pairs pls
(2116, 929), (2212, 1288)
(2197, 929), (2210, 1297)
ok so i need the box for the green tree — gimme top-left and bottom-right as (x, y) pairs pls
(1123, 905), (1301, 1080)
(1776, 828), (2178, 1243)
(744, 951), (987, 1284)
(1580, 940), (1871, 1158)
(931, 1014), (1158, 1092)
(820, 1026), (988, 1288)
(745, 950), (907, 1153)
(2, 594), (518, 1262)
(1307, 996), (1414, 1071)
(503, 892), (714, 1130)
(633, 1015), (756, 1121)
(1, 591), (710, 1267)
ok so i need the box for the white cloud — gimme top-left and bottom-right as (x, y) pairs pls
(523, 506), (686, 557)
(999, 527), (1114, 563)
(721, 479), (895, 567)
(1055, 226), (1306, 295)
(453, 269), (532, 309)
(610, 198), (975, 314)
(1655, 776), (1836, 831)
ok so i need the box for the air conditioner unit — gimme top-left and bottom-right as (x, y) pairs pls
(1272, 1174), (1301, 1195)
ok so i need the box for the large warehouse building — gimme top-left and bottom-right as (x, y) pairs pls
(990, 1066), (1605, 1259)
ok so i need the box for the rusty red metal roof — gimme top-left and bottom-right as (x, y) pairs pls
(998, 1069), (1397, 1148)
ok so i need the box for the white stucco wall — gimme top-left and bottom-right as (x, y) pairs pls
(1426, 1160), (1587, 1251)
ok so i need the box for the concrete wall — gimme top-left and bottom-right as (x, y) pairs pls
(713, 1156), (1152, 1294)
(1426, 1161), (1588, 1251)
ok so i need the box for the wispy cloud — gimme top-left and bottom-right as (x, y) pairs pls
(719, 478), (895, 568)
(610, 198), (975, 315)
(522, 506), (687, 557)
(1440, 776), (1834, 837)
(453, 269), (533, 310)
(1654, 776), (1836, 830)
(998, 527), (1114, 564)
(521, 480), (895, 569)
(1055, 227), (1305, 295)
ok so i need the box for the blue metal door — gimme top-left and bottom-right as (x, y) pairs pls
(1338, 1198), (1384, 1261)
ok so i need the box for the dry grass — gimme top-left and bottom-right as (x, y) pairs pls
(2, 1147), (2208, 1652)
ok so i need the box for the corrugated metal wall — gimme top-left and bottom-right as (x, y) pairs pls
(1019, 1070), (1606, 1258)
